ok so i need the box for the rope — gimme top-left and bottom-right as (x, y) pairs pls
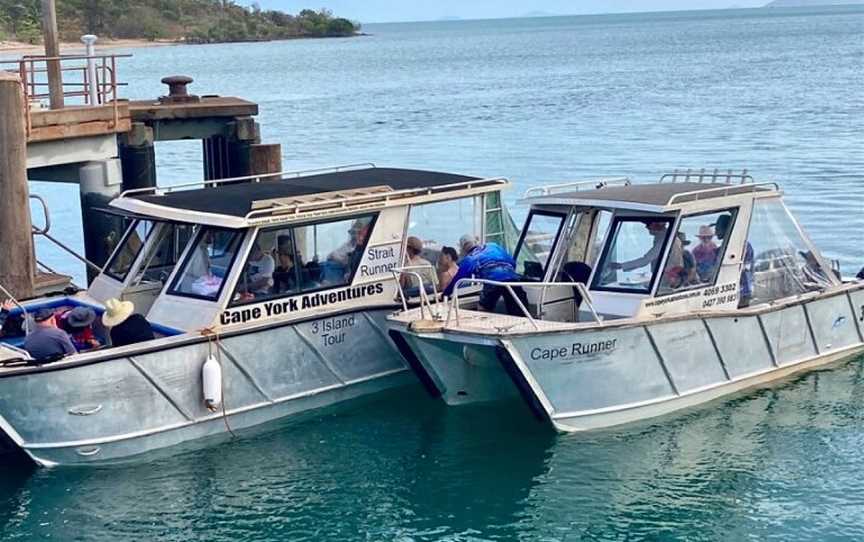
(201, 327), (237, 439)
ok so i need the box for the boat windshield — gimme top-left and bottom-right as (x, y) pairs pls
(746, 197), (836, 304)
(168, 227), (245, 302)
(592, 216), (674, 294)
(514, 211), (567, 280)
(104, 219), (154, 282)
(130, 223), (197, 286)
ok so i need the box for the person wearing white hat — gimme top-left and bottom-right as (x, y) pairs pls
(102, 299), (154, 348)
(693, 224), (719, 282)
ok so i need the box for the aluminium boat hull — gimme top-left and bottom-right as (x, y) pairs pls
(391, 286), (864, 432)
(0, 309), (411, 466)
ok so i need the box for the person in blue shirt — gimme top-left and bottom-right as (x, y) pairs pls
(443, 235), (528, 316)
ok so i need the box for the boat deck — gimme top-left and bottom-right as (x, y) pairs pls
(391, 306), (578, 335)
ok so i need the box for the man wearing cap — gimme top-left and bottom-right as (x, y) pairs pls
(444, 235), (527, 315)
(24, 308), (77, 362)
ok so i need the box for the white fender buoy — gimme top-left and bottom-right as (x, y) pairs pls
(202, 355), (222, 412)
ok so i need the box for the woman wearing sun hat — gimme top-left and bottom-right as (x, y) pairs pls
(60, 306), (102, 351)
(102, 299), (155, 348)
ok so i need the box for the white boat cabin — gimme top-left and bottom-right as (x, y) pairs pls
(511, 172), (840, 322)
(82, 165), (511, 334)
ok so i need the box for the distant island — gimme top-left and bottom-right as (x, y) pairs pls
(0, 0), (360, 45)
(765, 0), (864, 6)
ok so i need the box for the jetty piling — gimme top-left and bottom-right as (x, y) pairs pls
(0, 73), (36, 300)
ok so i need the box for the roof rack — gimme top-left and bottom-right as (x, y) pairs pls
(244, 177), (509, 223)
(522, 177), (631, 199)
(667, 182), (780, 207)
(117, 163), (377, 199)
(660, 168), (753, 185)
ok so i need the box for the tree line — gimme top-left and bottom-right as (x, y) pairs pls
(0, 1), (360, 44)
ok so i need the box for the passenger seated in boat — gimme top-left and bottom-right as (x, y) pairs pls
(0, 299), (13, 333)
(693, 225), (719, 282)
(273, 245), (304, 294)
(611, 221), (682, 273)
(24, 308), (77, 362)
(437, 246), (459, 292)
(444, 235), (528, 316)
(184, 231), (221, 296)
(662, 233), (696, 290)
(238, 242), (275, 298)
(102, 299), (155, 348)
(400, 236), (438, 297)
(59, 306), (102, 352)
(330, 219), (370, 266)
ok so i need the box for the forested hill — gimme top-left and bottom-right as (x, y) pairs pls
(0, 1), (360, 44)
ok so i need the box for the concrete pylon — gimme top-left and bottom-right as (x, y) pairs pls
(0, 73), (36, 299)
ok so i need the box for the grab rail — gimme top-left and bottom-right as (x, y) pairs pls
(244, 176), (510, 222)
(659, 168), (754, 185)
(391, 265), (442, 320)
(29, 195), (102, 273)
(666, 182), (780, 207)
(522, 177), (631, 199)
(446, 278), (601, 330)
(118, 163), (378, 198)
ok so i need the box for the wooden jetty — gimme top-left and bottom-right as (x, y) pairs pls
(0, 0), (282, 301)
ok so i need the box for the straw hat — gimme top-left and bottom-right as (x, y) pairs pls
(102, 298), (134, 328)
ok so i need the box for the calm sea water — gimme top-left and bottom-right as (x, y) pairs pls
(4, 6), (864, 541)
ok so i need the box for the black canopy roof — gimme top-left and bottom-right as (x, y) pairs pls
(133, 167), (480, 218)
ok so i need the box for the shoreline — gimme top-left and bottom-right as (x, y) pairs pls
(0, 33), (365, 58)
(0, 38), (177, 57)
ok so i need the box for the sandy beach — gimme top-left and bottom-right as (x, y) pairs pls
(0, 38), (176, 58)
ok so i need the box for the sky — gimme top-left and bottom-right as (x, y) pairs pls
(244, 0), (768, 23)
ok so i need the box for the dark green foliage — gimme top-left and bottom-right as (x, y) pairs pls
(0, 0), (360, 44)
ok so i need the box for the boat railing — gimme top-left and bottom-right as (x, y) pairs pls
(391, 265), (442, 320)
(29, 195), (102, 274)
(446, 278), (601, 330)
(0, 53), (131, 139)
(243, 176), (510, 222)
(667, 182), (780, 207)
(118, 163), (378, 198)
(522, 177), (631, 199)
(659, 168), (754, 185)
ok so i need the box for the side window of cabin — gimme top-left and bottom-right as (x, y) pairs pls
(592, 217), (674, 294)
(405, 197), (481, 293)
(657, 210), (736, 296)
(168, 227), (244, 301)
(514, 211), (566, 280)
(745, 198), (834, 305)
(231, 215), (376, 306)
(105, 220), (154, 282)
(131, 223), (196, 286)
